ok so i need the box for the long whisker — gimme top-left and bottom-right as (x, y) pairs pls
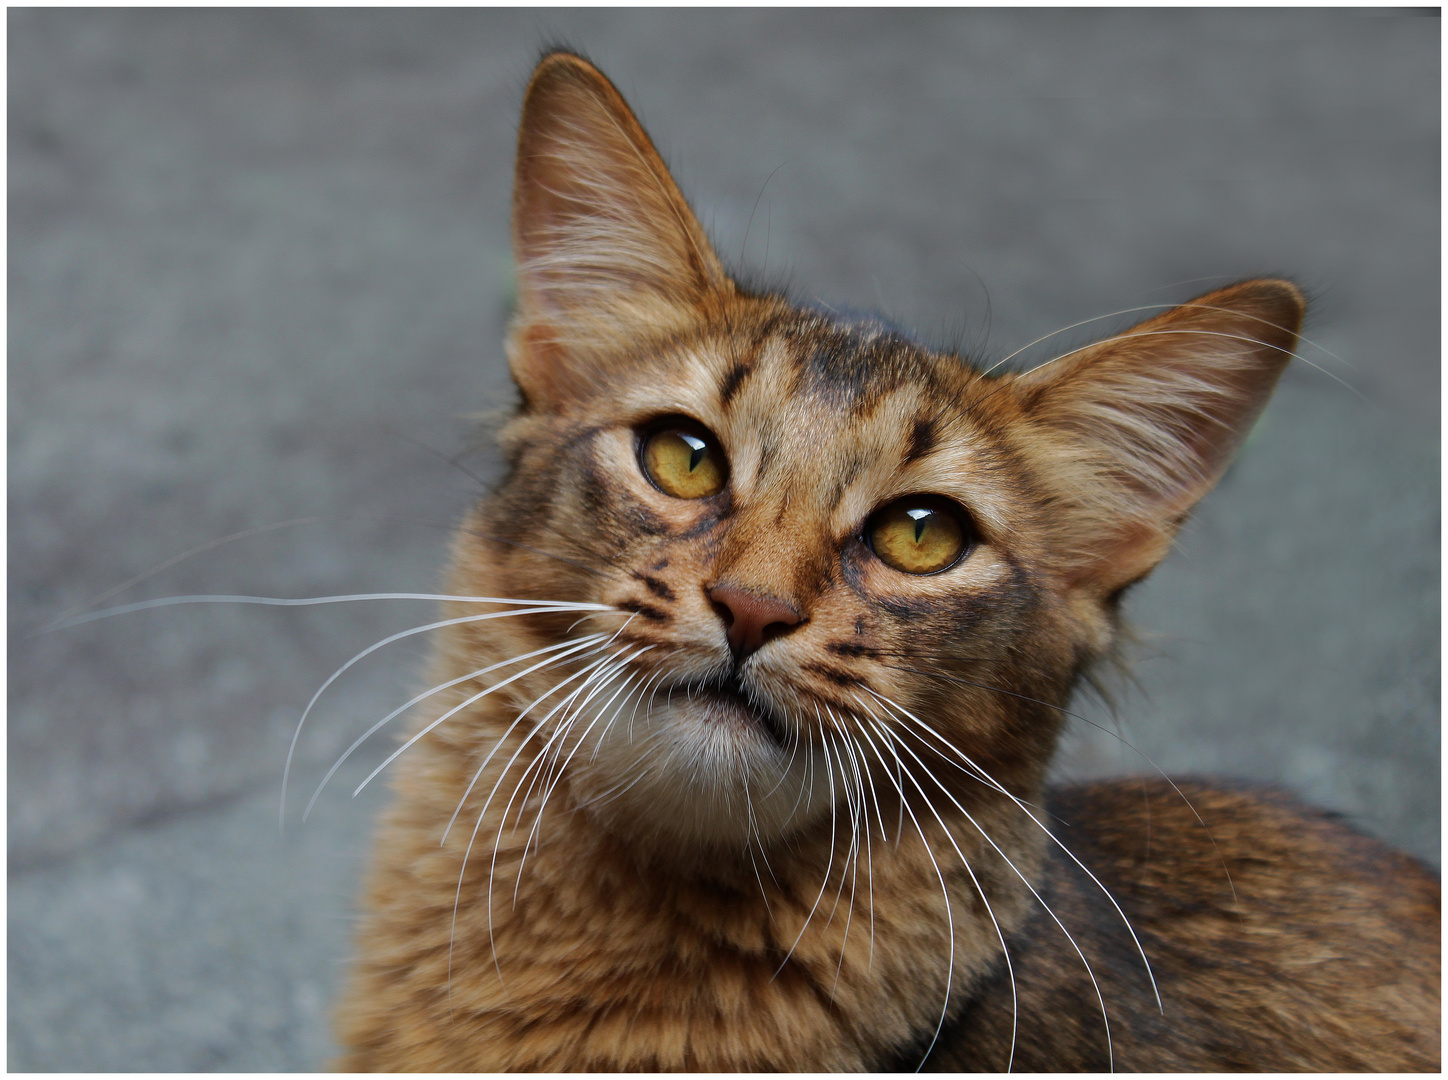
(877, 665), (1237, 914)
(512, 648), (645, 836)
(852, 717), (958, 1068)
(826, 726), (868, 1001)
(303, 633), (610, 822)
(49, 591), (612, 632)
(516, 649), (653, 886)
(448, 649), (629, 989)
(626, 653), (680, 743)
(760, 711), (806, 807)
(865, 689), (1158, 1068)
(745, 805), (777, 920)
(483, 654), (626, 854)
(487, 656), (637, 946)
(35, 514), (560, 635)
(442, 645), (625, 843)
(280, 602), (615, 827)
(772, 718), (840, 981)
(844, 730), (882, 973)
(864, 688), (1159, 1022)
(349, 631), (613, 803)
(819, 726), (859, 934)
(39, 517), (330, 632)
(590, 662), (654, 763)
(854, 711), (1019, 1072)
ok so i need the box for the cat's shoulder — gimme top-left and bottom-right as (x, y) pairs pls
(1046, 776), (1440, 894)
(919, 777), (1440, 1071)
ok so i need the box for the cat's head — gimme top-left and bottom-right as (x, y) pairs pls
(459, 53), (1303, 858)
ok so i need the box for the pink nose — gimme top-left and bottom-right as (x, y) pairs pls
(707, 584), (803, 659)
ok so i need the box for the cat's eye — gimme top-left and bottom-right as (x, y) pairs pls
(866, 497), (970, 575)
(639, 421), (727, 499)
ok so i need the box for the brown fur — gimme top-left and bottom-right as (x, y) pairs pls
(918, 781), (1440, 1071)
(333, 53), (1439, 1070)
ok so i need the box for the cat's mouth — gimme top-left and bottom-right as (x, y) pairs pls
(683, 673), (792, 750)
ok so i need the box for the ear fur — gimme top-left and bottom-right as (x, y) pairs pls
(509, 52), (732, 408)
(1013, 279), (1305, 596)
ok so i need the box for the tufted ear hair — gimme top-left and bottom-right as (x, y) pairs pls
(1012, 279), (1306, 597)
(508, 52), (733, 409)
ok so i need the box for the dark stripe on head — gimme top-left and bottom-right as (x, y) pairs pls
(804, 339), (873, 403)
(782, 317), (930, 417)
(906, 416), (938, 463)
(719, 361), (753, 405)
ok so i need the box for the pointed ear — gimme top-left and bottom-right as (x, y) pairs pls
(1013, 279), (1305, 596)
(508, 52), (733, 408)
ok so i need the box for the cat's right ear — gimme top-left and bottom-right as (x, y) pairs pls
(508, 52), (733, 409)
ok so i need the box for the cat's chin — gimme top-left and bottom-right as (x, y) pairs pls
(566, 688), (835, 857)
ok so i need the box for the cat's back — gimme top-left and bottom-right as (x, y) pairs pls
(921, 778), (1440, 1072)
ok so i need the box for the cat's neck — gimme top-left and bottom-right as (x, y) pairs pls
(340, 625), (1051, 1070)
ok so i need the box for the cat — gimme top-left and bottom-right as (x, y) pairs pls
(332, 51), (1439, 1070)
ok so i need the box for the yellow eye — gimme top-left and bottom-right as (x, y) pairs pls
(866, 498), (969, 575)
(640, 423), (727, 499)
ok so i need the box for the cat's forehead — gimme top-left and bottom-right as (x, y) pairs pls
(640, 311), (970, 427)
(615, 309), (1017, 531)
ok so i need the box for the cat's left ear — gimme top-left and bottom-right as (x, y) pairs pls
(508, 52), (733, 409)
(1012, 279), (1305, 597)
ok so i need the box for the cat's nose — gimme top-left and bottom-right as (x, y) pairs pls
(707, 584), (803, 660)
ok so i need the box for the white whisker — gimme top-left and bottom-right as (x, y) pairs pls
(824, 728), (864, 1003)
(862, 686), (1162, 1013)
(303, 633), (609, 822)
(840, 729), (882, 973)
(513, 648), (646, 836)
(442, 648), (622, 844)
(447, 648), (630, 988)
(852, 718), (958, 1068)
(280, 602), (617, 827)
(855, 711), (1019, 1071)
(349, 631), (610, 803)
(771, 723), (840, 981)
(517, 648), (652, 881)
(52, 591), (612, 632)
(836, 730), (877, 976)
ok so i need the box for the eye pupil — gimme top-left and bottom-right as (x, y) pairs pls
(909, 509), (929, 542)
(686, 438), (707, 472)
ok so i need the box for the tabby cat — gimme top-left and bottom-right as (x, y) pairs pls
(333, 52), (1439, 1070)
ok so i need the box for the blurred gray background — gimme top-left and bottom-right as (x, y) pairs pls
(9, 9), (1437, 1071)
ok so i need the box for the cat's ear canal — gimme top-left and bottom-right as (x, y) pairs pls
(1013, 279), (1305, 597)
(509, 52), (733, 409)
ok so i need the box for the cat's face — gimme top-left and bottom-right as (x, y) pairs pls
(446, 54), (1302, 859)
(477, 309), (1076, 852)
